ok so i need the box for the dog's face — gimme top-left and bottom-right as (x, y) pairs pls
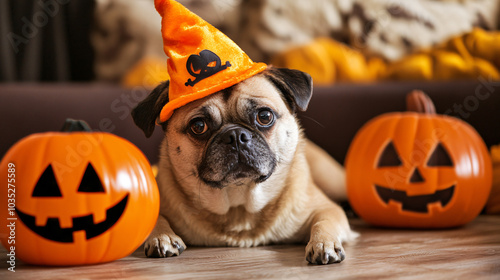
(132, 67), (312, 212)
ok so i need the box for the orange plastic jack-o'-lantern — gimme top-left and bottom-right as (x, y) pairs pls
(0, 119), (159, 265)
(345, 91), (492, 228)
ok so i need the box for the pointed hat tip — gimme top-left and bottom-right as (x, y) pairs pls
(154, 0), (267, 123)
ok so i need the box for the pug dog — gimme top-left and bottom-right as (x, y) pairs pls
(131, 66), (358, 265)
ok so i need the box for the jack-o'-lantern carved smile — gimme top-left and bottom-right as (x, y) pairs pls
(374, 141), (456, 213)
(16, 163), (129, 243)
(374, 185), (455, 213)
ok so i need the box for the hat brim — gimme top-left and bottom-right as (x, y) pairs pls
(158, 62), (267, 123)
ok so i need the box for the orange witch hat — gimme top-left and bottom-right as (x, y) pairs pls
(154, 0), (267, 123)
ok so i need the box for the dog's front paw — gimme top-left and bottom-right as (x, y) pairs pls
(305, 239), (345, 265)
(144, 233), (186, 258)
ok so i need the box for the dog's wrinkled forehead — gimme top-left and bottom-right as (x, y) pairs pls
(172, 75), (288, 124)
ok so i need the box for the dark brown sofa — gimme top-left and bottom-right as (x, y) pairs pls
(1, 80), (499, 167)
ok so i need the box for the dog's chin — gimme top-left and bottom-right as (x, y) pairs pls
(201, 165), (274, 189)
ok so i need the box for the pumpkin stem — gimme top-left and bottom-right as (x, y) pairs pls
(61, 119), (92, 132)
(406, 90), (436, 114)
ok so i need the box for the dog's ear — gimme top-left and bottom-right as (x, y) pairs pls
(264, 67), (313, 113)
(131, 81), (170, 138)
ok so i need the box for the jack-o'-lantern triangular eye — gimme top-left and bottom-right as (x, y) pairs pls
(427, 143), (453, 167)
(377, 141), (403, 167)
(78, 163), (105, 193)
(32, 164), (62, 197)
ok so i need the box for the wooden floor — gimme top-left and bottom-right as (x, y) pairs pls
(1, 216), (499, 280)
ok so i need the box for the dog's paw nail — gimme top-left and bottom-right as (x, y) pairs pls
(306, 251), (313, 263)
(315, 252), (334, 265)
(172, 241), (185, 254)
(165, 250), (174, 257)
(315, 253), (325, 265)
(149, 246), (164, 258)
(335, 247), (346, 262)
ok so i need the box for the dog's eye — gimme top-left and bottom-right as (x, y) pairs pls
(256, 109), (275, 127)
(190, 119), (208, 135)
